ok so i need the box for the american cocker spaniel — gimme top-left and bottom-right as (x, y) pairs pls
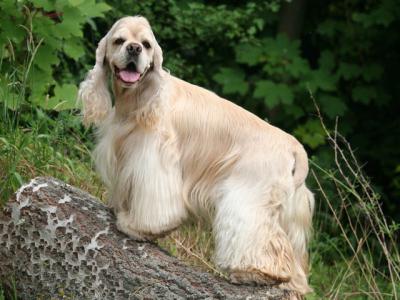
(78, 16), (314, 297)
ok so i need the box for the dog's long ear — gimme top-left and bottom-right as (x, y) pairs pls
(78, 35), (111, 126)
(138, 16), (163, 72)
(153, 40), (163, 72)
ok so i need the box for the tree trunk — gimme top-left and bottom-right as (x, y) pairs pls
(278, 0), (307, 40)
(0, 177), (290, 299)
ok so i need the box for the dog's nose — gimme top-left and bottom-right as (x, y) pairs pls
(126, 43), (142, 56)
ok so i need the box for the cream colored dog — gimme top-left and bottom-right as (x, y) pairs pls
(78, 16), (314, 296)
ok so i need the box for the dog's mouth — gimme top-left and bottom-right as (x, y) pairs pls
(115, 62), (141, 84)
(114, 62), (151, 85)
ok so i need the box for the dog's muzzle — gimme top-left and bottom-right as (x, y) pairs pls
(115, 62), (141, 84)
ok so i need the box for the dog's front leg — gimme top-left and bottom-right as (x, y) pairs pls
(116, 210), (178, 241)
(110, 129), (188, 242)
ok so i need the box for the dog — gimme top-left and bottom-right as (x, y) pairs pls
(78, 16), (314, 296)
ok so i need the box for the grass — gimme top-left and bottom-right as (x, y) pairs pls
(306, 97), (400, 299)
(1, 48), (398, 300)
(0, 39), (104, 205)
(0, 278), (16, 300)
(0, 109), (104, 205)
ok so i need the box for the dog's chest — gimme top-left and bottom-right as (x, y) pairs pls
(98, 121), (181, 181)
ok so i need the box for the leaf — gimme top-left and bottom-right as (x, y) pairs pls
(77, 1), (111, 18)
(29, 67), (55, 101)
(317, 20), (337, 38)
(293, 120), (326, 149)
(34, 45), (60, 72)
(1, 16), (25, 44)
(352, 86), (377, 104)
(274, 34), (301, 59)
(68, 0), (85, 6)
(55, 6), (86, 38)
(362, 64), (383, 82)
(32, 0), (55, 11)
(254, 80), (294, 108)
(306, 69), (337, 92)
(319, 51), (335, 72)
(285, 105), (304, 119)
(254, 18), (264, 30)
(261, 36), (290, 64)
(213, 67), (248, 95)
(288, 56), (310, 78)
(235, 43), (264, 66)
(352, 2), (396, 29)
(319, 95), (347, 119)
(89, 2), (111, 17)
(32, 15), (55, 40)
(45, 84), (78, 111)
(278, 85), (294, 105)
(63, 37), (85, 59)
(55, 21), (82, 38)
(337, 62), (362, 80)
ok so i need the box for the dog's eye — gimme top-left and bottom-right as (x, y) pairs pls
(142, 41), (151, 49)
(114, 38), (125, 45)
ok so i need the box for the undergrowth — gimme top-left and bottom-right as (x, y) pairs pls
(0, 43), (104, 206)
(0, 110), (104, 204)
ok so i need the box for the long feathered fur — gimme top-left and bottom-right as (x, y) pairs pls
(78, 16), (314, 297)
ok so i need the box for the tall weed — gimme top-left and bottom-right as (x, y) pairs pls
(307, 96), (400, 299)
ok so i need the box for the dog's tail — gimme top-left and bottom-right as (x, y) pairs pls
(290, 143), (314, 270)
(292, 144), (309, 189)
(281, 144), (314, 294)
(281, 183), (315, 294)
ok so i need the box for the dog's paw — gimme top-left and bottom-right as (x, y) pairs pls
(116, 221), (151, 242)
(287, 291), (304, 300)
(117, 224), (175, 242)
(117, 227), (150, 242)
(127, 233), (153, 242)
(229, 269), (290, 286)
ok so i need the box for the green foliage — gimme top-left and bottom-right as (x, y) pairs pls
(213, 68), (248, 96)
(254, 80), (294, 108)
(0, 0), (110, 111)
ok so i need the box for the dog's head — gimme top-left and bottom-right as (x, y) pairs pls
(107, 16), (163, 88)
(78, 16), (163, 125)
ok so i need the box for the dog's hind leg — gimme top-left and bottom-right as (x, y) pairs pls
(279, 184), (314, 295)
(213, 178), (311, 295)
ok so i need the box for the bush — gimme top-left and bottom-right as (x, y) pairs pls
(0, 0), (110, 111)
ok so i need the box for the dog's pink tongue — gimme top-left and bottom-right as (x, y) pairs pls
(119, 70), (140, 83)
